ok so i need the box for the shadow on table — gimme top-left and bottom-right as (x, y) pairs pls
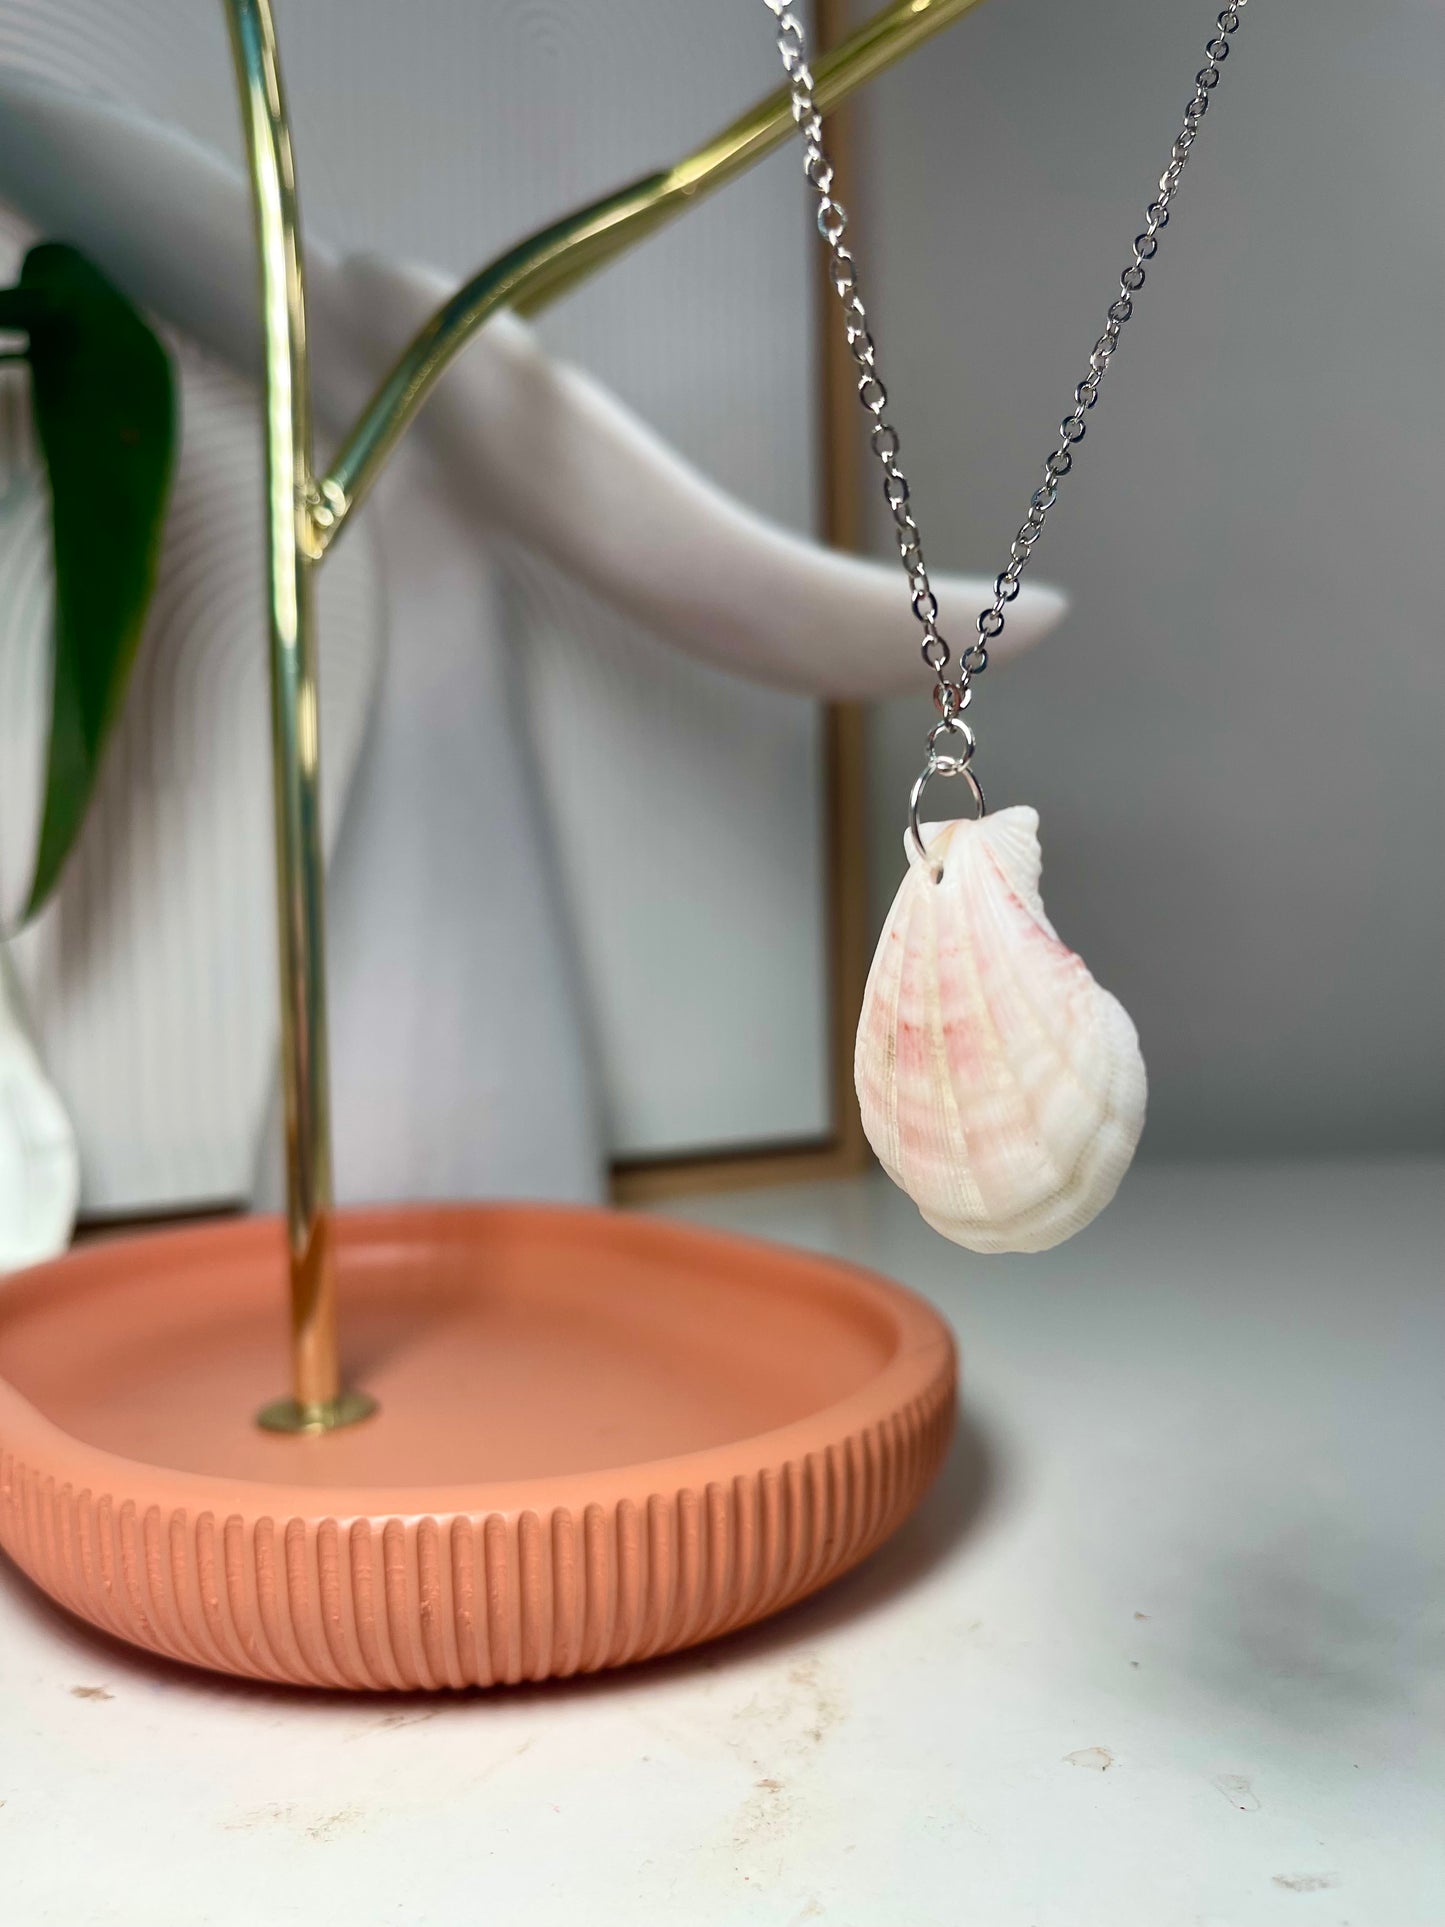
(0, 1407), (999, 1716)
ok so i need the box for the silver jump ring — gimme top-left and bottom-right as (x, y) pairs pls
(926, 715), (976, 764)
(908, 752), (987, 867)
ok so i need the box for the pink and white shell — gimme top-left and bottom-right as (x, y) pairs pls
(854, 807), (1146, 1254)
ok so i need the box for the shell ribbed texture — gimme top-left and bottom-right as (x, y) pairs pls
(0, 1375), (952, 1688)
(856, 807), (1147, 1254)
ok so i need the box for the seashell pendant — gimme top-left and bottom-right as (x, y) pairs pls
(854, 807), (1146, 1254)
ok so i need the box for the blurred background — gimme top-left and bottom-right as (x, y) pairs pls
(0, 0), (1438, 1239)
(0, 0), (830, 1223)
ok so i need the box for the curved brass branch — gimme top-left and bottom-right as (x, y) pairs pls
(316, 0), (991, 548)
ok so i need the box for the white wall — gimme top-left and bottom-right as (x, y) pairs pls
(856, 0), (1443, 1157)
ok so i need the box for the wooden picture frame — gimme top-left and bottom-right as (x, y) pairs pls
(612, 0), (872, 1205)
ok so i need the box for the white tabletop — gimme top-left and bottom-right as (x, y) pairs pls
(2, 1159), (1441, 1927)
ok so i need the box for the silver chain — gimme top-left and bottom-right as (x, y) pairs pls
(763, 0), (1249, 813)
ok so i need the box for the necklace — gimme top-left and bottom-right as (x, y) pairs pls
(764, 0), (1249, 1252)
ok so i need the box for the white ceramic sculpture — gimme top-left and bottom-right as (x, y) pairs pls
(0, 950), (76, 1269)
(0, 72), (1069, 1262)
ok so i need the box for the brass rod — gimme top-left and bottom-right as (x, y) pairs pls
(224, 0), (372, 1432)
(316, 0), (991, 546)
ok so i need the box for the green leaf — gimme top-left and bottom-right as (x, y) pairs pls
(0, 242), (175, 920)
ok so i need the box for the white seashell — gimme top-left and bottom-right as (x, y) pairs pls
(855, 806), (1146, 1254)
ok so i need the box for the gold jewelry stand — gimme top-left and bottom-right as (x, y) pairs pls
(227, 0), (988, 1433)
(0, 0), (975, 1691)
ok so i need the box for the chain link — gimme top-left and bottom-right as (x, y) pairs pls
(763, 0), (1249, 774)
(762, 0), (960, 721)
